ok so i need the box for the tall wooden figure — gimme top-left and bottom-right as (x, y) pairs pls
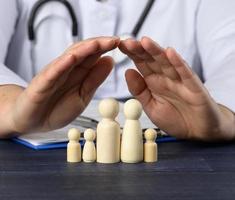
(67, 128), (81, 163)
(121, 99), (143, 163)
(82, 129), (96, 163)
(96, 98), (120, 164)
(144, 129), (158, 163)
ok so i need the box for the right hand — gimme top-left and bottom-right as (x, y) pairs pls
(4, 37), (119, 135)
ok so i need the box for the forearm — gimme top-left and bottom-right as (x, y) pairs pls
(0, 85), (24, 138)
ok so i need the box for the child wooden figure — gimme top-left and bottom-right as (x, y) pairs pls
(67, 128), (81, 163)
(82, 129), (96, 163)
(144, 129), (158, 163)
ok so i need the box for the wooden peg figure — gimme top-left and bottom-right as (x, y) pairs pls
(82, 129), (96, 163)
(96, 98), (120, 164)
(121, 99), (143, 163)
(67, 128), (81, 163)
(144, 129), (158, 163)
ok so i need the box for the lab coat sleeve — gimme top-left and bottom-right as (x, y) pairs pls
(197, 0), (235, 112)
(0, 0), (28, 88)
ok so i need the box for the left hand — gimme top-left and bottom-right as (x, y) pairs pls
(119, 37), (235, 141)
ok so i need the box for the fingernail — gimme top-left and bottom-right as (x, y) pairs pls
(141, 36), (148, 40)
(170, 47), (179, 56)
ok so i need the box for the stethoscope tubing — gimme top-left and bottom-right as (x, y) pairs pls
(27, 0), (155, 71)
(28, 0), (78, 41)
(28, 0), (155, 41)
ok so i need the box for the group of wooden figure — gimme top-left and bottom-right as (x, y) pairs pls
(67, 98), (158, 164)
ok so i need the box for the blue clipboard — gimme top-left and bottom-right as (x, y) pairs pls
(12, 136), (177, 150)
(12, 137), (68, 150)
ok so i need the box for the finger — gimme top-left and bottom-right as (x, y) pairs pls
(125, 69), (152, 108)
(67, 36), (120, 59)
(119, 40), (139, 60)
(141, 36), (181, 80)
(120, 39), (162, 75)
(66, 36), (120, 51)
(166, 47), (204, 92)
(65, 51), (111, 89)
(78, 52), (102, 69)
(80, 56), (114, 101)
(32, 54), (77, 94)
(33, 37), (119, 93)
(68, 36), (124, 88)
(63, 38), (120, 88)
(119, 40), (153, 77)
(123, 38), (154, 61)
(51, 52), (103, 90)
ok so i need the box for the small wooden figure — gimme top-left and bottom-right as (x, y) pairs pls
(82, 129), (96, 163)
(121, 99), (143, 163)
(144, 129), (158, 163)
(67, 128), (81, 163)
(96, 98), (121, 164)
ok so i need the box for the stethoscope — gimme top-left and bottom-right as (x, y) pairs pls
(28, 0), (155, 70)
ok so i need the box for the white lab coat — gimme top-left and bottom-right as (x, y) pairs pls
(1, 0), (235, 111)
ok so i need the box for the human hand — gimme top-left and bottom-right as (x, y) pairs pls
(8, 36), (119, 134)
(119, 37), (235, 141)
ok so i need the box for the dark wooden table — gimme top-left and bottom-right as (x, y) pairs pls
(1, 139), (235, 200)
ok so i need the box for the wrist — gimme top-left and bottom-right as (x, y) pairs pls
(0, 85), (25, 138)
